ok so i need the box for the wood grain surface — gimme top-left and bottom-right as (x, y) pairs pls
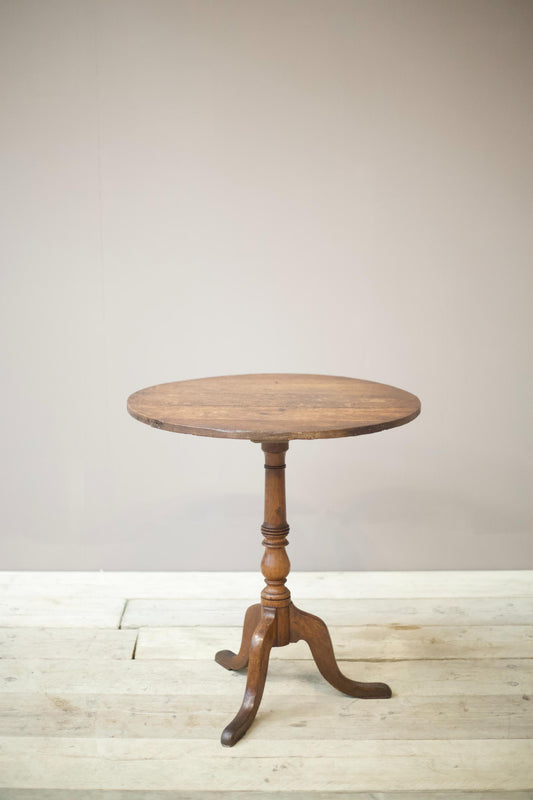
(1, 571), (533, 793)
(127, 373), (421, 441)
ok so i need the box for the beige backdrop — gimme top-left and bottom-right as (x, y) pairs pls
(1, 0), (531, 570)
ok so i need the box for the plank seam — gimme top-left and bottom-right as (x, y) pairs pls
(117, 599), (129, 630)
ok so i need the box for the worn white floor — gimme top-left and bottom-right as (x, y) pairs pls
(0, 571), (532, 798)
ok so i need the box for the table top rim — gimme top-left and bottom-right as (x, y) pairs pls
(127, 373), (421, 442)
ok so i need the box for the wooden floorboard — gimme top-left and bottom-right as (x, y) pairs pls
(1, 794), (532, 800)
(0, 628), (137, 659)
(134, 623), (533, 660)
(1, 657), (531, 696)
(0, 597), (125, 628)
(0, 692), (531, 739)
(1, 737), (532, 791)
(1, 793), (532, 800)
(1, 571), (532, 599)
(0, 571), (532, 793)
(121, 596), (533, 627)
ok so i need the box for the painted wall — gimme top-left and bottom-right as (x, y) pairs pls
(1, 0), (531, 570)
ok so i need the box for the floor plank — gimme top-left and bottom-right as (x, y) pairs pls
(2, 592), (530, 630)
(0, 598), (125, 628)
(1, 737), (531, 791)
(0, 692), (531, 740)
(121, 596), (533, 628)
(0, 629), (137, 660)
(1, 793), (532, 800)
(1, 571), (532, 599)
(1, 657), (530, 697)
(134, 624), (533, 661)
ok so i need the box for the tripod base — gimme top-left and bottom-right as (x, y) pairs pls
(215, 600), (391, 747)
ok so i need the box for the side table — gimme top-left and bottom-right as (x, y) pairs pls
(127, 373), (421, 746)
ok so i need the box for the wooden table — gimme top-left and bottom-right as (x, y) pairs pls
(127, 373), (421, 746)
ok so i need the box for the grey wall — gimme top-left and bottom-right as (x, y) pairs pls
(1, 0), (532, 571)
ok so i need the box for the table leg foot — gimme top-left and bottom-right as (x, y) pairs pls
(220, 607), (276, 747)
(290, 603), (392, 699)
(215, 603), (262, 671)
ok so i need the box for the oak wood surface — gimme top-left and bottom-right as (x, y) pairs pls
(220, 606), (277, 746)
(215, 603), (261, 670)
(127, 373), (420, 441)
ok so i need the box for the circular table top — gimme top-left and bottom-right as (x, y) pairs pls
(127, 374), (420, 442)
